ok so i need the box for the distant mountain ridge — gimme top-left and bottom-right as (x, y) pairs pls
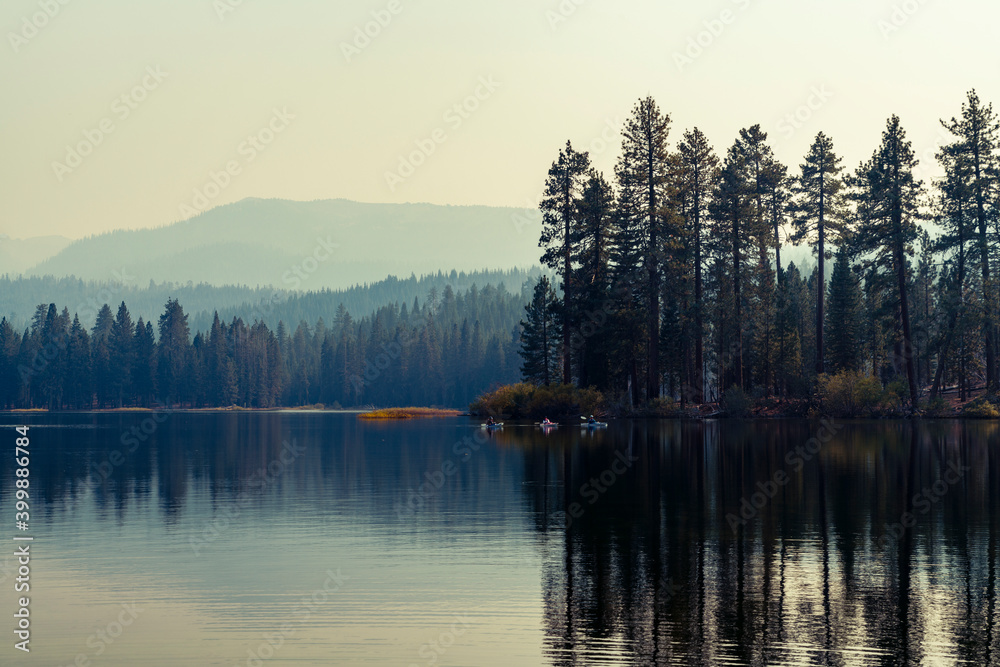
(25, 198), (542, 290)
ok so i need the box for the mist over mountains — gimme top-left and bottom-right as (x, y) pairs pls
(0, 235), (71, 275)
(1, 196), (825, 337)
(18, 198), (542, 290)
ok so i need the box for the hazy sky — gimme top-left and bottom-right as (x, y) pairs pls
(2, 0), (997, 239)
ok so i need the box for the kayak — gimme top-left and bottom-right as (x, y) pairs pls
(481, 423), (503, 430)
(582, 421), (608, 428)
(538, 422), (558, 429)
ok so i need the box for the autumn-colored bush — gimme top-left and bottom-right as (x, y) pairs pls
(470, 383), (605, 420)
(816, 371), (883, 417)
(962, 394), (1000, 419)
(923, 396), (952, 417)
(359, 407), (461, 420)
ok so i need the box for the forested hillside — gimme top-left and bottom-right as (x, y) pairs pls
(0, 276), (528, 409)
(0, 268), (538, 332)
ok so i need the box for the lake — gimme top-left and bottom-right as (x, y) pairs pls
(0, 413), (997, 665)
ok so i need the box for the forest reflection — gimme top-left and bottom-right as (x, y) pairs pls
(5, 414), (998, 664)
(519, 420), (999, 665)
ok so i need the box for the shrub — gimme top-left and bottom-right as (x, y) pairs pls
(816, 371), (882, 417)
(468, 382), (535, 417)
(632, 396), (688, 418)
(963, 394), (1000, 419)
(470, 383), (605, 420)
(721, 385), (752, 418)
(879, 379), (910, 415)
(923, 396), (951, 417)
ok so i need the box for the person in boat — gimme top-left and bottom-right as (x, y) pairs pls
(542, 417), (552, 425)
(588, 415), (596, 424)
(487, 416), (495, 426)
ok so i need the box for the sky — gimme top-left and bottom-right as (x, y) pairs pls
(1, 0), (998, 240)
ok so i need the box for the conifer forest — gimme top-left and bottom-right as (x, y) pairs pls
(3, 90), (998, 412)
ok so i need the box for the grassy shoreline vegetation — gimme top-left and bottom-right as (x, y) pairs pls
(470, 373), (999, 420)
(358, 407), (462, 420)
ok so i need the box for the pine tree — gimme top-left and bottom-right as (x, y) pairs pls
(157, 298), (191, 406)
(709, 140), (755, 390)
(132, 319), (156, 406)
(573, 170), (614, 387)
(0, 319), (20, 409)
(65, 315), (92, 409)
(539, 140), (591, 385)
(609, 155), (648, 405)
(940, 89), (1000, 391)
(825, 246), (862, 373)
(791, 132), (846, 376)
(91, 304), (114, 408)
(109, 302), (135, 406)
(207, 313), (237, 405)
(912, 229), (938, 385)
(849, 116), (925, 407)
(36, 304), (69, 409)
(675, 127), (719, 402)
(520, 276), (560, 385)
(775, 263), (806, 395)
(616, 96), (675, 399)
(930, 137), (976, 398)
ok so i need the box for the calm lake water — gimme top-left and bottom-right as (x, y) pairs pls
(1, 413), (998, 666)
